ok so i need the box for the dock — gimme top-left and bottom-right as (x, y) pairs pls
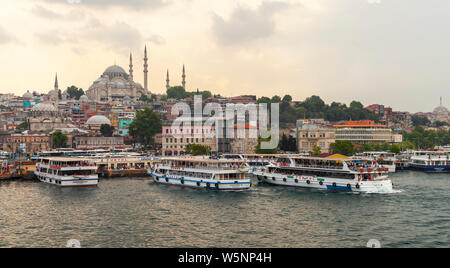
(92, 157), (160, 178)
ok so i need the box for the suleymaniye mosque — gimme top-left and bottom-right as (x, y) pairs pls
(86, 46), (152, 102)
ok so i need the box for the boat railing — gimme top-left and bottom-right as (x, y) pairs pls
(155, 164), (244, 171)
(283, 163), (345, 170)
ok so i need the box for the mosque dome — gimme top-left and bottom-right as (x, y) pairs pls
(31, 102), (57, 112)
(80, 95), (89, 101)
(86, 115), (111, 126)
(23, 91), (33, 99)
(103, 65), (129, 80)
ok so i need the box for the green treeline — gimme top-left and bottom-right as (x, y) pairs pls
(257, 95), (379, 126)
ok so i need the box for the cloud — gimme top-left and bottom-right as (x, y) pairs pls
(31, 4), (86, 21)
(82, 21), (145, 52)
(34, 18), (164, 53)
(212, 1), (293, 46)
(0, 25), (20, 45)
(40, 0), (168, 10)
(31, 5), (63, 19)
(35, 30), (72, 45)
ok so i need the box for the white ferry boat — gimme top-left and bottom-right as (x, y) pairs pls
(253, 156), (393, 193)
(355, 152), (396, 173)
(35, 157), (98, 187)
(409, 151), (450, 173)
(222, 154), (272, 172)
(147, 157), (251, 191)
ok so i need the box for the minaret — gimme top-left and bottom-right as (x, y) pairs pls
(54, 73), (58, 91)
(440, 96), (443, 107)
(182, 64), (186, 89)
(54, 73), (59, 108)
(166, 70), (170, 90)
(143, 45), (148, 91)
(129, 53), (134, 81)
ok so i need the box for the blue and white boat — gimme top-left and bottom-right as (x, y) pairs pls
(35, 157), (98, 187)
(148, 157), (251, 191)
(253, 156), (393, 193)
(409, 151), (450, 173)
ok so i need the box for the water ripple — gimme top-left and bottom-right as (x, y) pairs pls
(0, 171), (448, 248)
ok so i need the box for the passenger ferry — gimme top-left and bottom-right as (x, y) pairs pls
(355, 152), (396, 173)
(222, 154), (272, 172)
(148, 157), (251, 191)
(34, 157), (98, 187)
(409, 151), (450, 173)
(253, 156), (393, 193)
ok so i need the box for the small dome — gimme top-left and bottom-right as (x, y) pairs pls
(23, 90), (33, 99)
(123, 96), (131, 101)
(31, 102), (57, 112)
(86, 115), (111, 126)
(80, 95), (89, 101)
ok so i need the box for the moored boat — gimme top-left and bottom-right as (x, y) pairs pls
(409, 151), (450, 173)
(34, 157), (98, 187)
(253, 156), (393, 193)
(148, 157), (251, 191)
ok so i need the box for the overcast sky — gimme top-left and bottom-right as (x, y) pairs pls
(0, 0), (448, 112)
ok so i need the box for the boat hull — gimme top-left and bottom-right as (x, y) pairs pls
(148, 171), (251, 191)
(409, 164), (450, 173)
(34, 172), (98, 187)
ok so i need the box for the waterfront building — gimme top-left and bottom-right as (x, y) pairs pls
(161, 123), (217, 156)
(334, 120), (402, 144)
(73, 136), (126, 150)
(228, 124), (259, 154)
(296, 123), (336, 154)
(5, 133), (52, 154)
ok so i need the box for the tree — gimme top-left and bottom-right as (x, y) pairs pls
(330, 141), (355, 156)
(66, 86), (84, 100)
(167, 86), (188, 99)
(139, 94), (153, 102)
(100, 124), (115, 137)
(312, 145), (322, 157)
(17, 121), (29, 131)
(402, 127), (450, 149)
(257, 96), (271, 104)
(411, 114), (431, 127)
(52, 130), (68, 149)
(282, 95), (292, 103)
(185, 144), (211, 156)
(271, 95), (281, 103)
(128, 108), (162, 149)
(255, 137), (278, 154)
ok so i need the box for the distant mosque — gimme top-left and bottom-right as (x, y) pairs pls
(431, 97), (449, 123)
(86, 46), (152, 102)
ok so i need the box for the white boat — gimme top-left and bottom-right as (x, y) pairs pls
(253, 156), (393, 193)
(148, 157), (251, 191)
(222, 154), (272, 172)
(355, 152), (396, 173)
(35, 157), (98, 187)
(409, 151), (450, 173)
